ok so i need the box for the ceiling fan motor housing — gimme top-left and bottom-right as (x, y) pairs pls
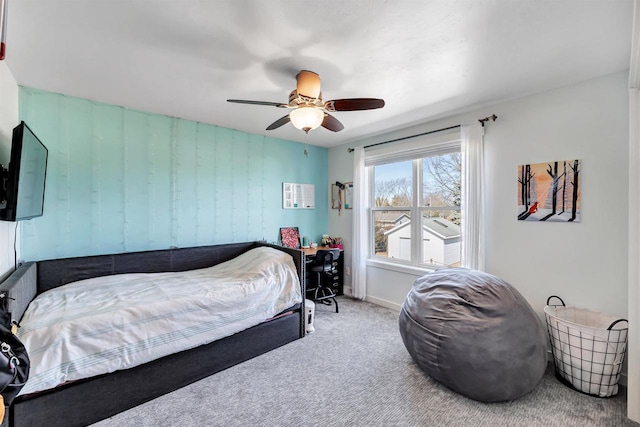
(288, 90), (323, 108)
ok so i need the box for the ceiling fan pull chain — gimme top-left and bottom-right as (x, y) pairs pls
(304, 133), (309, 158)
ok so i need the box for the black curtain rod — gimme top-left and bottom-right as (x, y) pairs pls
(347, 114), (497, 153)
(347, 125), (460, 153)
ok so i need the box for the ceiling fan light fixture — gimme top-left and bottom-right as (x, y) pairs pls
(290, 107), (324, 133)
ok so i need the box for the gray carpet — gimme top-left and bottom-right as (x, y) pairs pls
(93, 297), (638, 427)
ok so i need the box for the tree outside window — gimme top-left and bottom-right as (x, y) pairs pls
(371, 150), (461, 267)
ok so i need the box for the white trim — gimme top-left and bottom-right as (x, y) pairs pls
(367, 258), (436, 276)
(410, 158), (421, 266)
(342, 284), (403, 312)
(364, 294), (402, 312)
(364, 131), (460, 167)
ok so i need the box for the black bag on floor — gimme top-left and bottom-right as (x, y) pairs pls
(0, 322), (29, 405)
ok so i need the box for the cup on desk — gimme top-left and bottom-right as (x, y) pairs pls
(302, 236), (309, 247)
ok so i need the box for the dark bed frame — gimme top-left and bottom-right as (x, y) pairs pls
(0, 241), (306, 427)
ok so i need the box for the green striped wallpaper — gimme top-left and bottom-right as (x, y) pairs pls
(19, 87), (328, 260)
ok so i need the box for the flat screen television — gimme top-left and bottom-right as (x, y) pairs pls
(0, 121), (48, 221)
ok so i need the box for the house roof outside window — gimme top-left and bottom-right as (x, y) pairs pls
(383, 215), (461, 241)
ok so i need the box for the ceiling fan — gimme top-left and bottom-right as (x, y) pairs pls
(227, 70), (385, 134)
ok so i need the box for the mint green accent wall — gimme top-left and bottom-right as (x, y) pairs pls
(19, 87), (328, 260)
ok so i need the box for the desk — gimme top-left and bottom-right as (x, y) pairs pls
(302, 246), (344, 296)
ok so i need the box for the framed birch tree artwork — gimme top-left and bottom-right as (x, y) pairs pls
(517, 159), (581, 222)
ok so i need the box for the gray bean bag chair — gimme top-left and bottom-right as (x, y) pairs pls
(399, 268), (547, 402)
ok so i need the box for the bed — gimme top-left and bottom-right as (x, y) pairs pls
(0, 241), (305, 427)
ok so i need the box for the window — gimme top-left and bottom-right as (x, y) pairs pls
(369, 142), (461, 269)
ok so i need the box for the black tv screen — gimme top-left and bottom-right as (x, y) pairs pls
(0, 122), (48, 221)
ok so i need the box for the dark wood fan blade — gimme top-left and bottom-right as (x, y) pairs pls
(227, 99), (287, 108)
(266, 115), (291, 130)
(321, 113), (344, 132)
(324, 98), (385, 112)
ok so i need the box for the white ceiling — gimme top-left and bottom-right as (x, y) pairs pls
(4, 0), (634, 148)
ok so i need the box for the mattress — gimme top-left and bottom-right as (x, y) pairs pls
(17, 246), (302, 395)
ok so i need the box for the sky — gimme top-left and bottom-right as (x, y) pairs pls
(374, 161), (412, 182)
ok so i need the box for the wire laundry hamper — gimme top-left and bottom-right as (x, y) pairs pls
(544, 296), (628, 397)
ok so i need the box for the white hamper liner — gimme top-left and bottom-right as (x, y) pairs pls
(544, 296), (628, 397)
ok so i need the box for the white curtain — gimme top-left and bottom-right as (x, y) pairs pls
(351, 147), (368, 300)
(461, 122), (485, 271)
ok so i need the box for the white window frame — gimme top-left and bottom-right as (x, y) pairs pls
(365, 132), (461, 273)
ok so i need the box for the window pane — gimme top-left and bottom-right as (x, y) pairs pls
(373, 161), (413, 207)
(421, 210), (461, 267)
(373, 210), (411, 260)
(423, 153), (461, 207)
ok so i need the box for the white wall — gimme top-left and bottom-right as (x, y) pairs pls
(0, 61), (19, 280)
(329, 71), (629, 324)
(485, 72), (628, 319)
(327, 169), (354, 281)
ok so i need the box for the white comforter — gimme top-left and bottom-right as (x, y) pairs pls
(17, 246), (302, 395)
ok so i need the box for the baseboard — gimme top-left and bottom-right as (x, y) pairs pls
(364, 295), (402, 312)
(343, 286), (404, 312)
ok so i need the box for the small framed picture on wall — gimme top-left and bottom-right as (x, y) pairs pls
(280, 227), (301, 249)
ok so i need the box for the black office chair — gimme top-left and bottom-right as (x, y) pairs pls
(308, 249), (340, 313)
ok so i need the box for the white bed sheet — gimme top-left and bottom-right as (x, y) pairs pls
(17, 246), (302, 395)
